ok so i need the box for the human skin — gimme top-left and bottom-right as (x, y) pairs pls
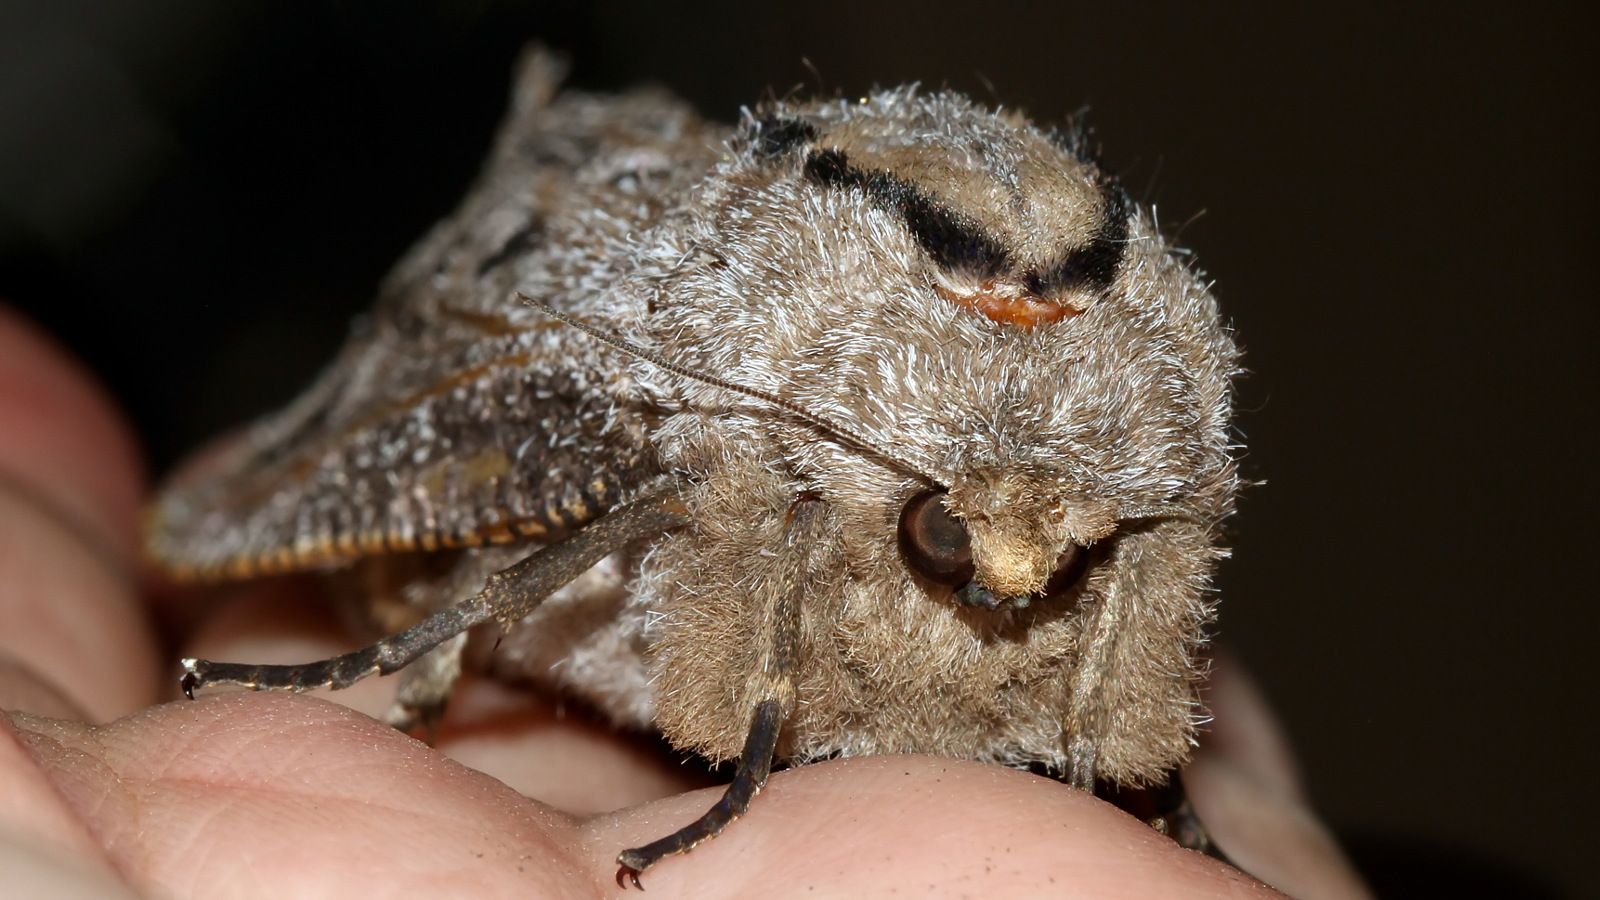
(0, 305), (1369, 898)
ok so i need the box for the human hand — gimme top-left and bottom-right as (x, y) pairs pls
(0, 305), (1369, 898)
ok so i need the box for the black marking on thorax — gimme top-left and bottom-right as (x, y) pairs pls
(1025, 182), (1131, 295)
(748, 116), (820, 160)
(803, 148), (1131, 294)
(805, 148), (1011, 278)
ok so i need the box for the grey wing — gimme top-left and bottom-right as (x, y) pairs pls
(146, 54), (723, 580)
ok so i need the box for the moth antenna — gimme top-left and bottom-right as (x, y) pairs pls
(519, 293), (946, 487)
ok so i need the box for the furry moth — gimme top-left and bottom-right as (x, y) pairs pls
(146, 51), (1239, 886)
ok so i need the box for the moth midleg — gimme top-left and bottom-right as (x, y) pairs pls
(180, 485), (690, 699)
(1148, 771), (1225, 860)
(614, 495), (823, 889)
(381, 631), (468, 735)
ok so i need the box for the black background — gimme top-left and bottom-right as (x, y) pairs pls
(1, 3), (1592, 896)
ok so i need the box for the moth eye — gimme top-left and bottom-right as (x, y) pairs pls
(1042, 542), (1090, 597)
(898, 490), (975, 586)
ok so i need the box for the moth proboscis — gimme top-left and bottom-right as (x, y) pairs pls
(147, 49), (1240, 886)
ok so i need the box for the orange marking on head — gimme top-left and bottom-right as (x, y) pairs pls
(936, 282), (1079, 328)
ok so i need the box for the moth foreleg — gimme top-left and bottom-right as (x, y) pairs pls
(615, 697), (784, 889)
(1067, 734), (1098, 791)
(614, 494), (824, 889)
(180, 485), (690, 699)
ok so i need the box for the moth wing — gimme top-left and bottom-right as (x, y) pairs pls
(146, 56), (719, 580)
(146, 310), (659, 580)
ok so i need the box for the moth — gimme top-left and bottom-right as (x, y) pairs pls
(146, 51), (1239, 887)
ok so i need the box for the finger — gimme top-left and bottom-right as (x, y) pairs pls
(1201, 652), (1306, 800)
(435, 677), (710, 815)
(10, 694), (593, 898)
(1190, 655), (1371, 899)
(14, 700), (1285, 899)
(0, 657), (87, 721)
(0, 306), (144, 557)
(0, 714), (129, 892)
(0, 836), (140, 900)
(0, 308), (158, 720)
(182, 584), (704, 813)
(588, 755), (1283, 897)
(0, 482), (159, 720)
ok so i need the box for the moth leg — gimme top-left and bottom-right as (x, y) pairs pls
(615, 698), (784, 889)
(1151, 771), (1234, 864)
(1100, 769), (1231, 862)
(180, 486), (690, 699)
(1067, 733), (1098, 791)
(381, 631), (468, 738)
(614, 495), (823, 890)
(1063, 521), (1214, 793)
(180, 597), (488, 699)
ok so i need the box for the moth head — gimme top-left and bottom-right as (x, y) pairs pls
(899, 468), (1117, 609)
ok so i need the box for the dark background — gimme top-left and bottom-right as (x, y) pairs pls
(1, 2), (1592, 896)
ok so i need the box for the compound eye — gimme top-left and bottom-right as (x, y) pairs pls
(898, 490), (975, 586)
